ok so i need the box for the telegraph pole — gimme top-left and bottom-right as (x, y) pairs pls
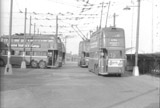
(21, 8), (27, 69)
(56, 15), (58, 37)
(4, 0), (13, 75)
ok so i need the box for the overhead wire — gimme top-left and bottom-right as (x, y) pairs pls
(2, 0), (133, 36)
(75, 1), (107, 34)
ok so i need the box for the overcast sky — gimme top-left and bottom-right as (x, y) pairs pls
(1, 0), (160, 54)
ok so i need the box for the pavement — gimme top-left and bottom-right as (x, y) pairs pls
(0, 62), (160, 108)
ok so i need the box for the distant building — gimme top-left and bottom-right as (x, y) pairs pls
(65, 53), (79, 62)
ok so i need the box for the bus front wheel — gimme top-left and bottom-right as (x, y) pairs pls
(31, 60), (38, 68)
(39, 60), (46, 69)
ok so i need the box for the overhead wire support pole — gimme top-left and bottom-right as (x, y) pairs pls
(133, 0), (141, 76)
(29, 16), (32, 35)
(113, 13), (116, 27)
(151, 0), (154, 53)
(5, 0), (13, 74)
(21, 8), (27, 69)
(56, 15), (58, 37)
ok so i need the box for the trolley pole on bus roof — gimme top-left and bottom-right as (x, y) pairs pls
(105, 1), (110, 28)
(21, 8), (27, 69)
(99, 2), (104, 29)
(4, 0), (13, 75)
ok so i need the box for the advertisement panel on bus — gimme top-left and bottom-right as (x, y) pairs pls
(0, 34), (65, 68)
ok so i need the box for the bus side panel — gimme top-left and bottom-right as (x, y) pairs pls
(10, 55), (23, 66)
(89, 58), (98, 72)
(25, 56), (32, 65)
(89, 58), (94, 71)
(0, 56), (7, 66)
(0, 55), (31, 66)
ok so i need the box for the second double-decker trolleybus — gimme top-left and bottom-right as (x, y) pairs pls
(78, 40), (90, 67)
(88, 27), (126, 76)
(0, 34), (65, 68)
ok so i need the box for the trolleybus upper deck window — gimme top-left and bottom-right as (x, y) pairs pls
(109, 50), (122, 58)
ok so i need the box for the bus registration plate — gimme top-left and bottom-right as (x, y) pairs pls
(108, 59), (123, 67)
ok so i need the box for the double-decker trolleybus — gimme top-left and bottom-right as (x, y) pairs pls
(88, 27), (126, 76)
(0, 34), (65, 68)
(78, 39), (90, 67)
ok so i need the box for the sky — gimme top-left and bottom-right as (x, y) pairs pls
(1, 0), (160, 54)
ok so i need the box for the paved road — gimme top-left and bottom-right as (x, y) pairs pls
(1, 62), (160, 108)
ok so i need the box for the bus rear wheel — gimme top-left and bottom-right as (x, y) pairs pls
(39, 60), (46, 69)
(31, 60), (38, 68)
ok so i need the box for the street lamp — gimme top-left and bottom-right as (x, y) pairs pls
(124, 0), (141, 76)
(4, 0), (13, 74)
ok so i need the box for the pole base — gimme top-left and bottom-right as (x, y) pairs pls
(21, 61), (26, 69)
(133, 66), (139, 76)
(4, 64), (12, 75)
